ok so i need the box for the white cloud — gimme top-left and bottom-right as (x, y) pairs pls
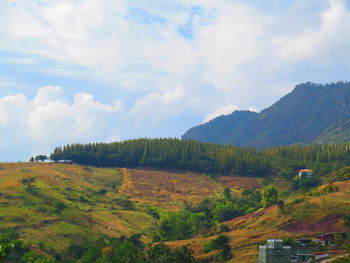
(276, 0), (350, 64)
(1, 0), (350, 161)
(202, 104), (239, 123)
(129, 85), (186, 123)
(0, 0), (267, 92)
(0, 93), (31, 126)
(202, 104), (258, 123)
(33, 85), (66, 106)
(0, 86), (123, 158)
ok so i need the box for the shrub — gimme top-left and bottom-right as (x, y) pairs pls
(218, 224), (230, 233)
(54, 202), (66, 214)
(98, 189), (108, 196)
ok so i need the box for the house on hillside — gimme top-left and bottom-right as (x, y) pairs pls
(298, 169), (314, 178)
(315, 234), (335, 246)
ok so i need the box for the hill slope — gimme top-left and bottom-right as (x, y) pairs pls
(0, 163), (263, 247)
(166, 179), (350, 262)
(0, 163), (158, 248)
(1, 162), (350, 262)
(183, 82), (350, 148)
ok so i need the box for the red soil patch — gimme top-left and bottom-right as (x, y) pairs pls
(218, 176), (262, 190)
(281, 215), (344, 233)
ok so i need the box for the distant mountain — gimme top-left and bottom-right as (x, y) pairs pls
(182, 82), (350, 148)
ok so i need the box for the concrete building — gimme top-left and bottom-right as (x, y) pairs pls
(290, 247), (314, 263)
(259, 239), (291, 263)
(298, 169), (314, 178)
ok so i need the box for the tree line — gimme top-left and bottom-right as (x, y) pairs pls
(48, 138), (350, 177)
(49, 138), (272, 175)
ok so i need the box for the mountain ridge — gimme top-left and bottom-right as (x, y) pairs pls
(182, 81), (350, 148)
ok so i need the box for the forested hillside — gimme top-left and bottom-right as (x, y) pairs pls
(183, 82), (350, 148)
(49, 138), (350, 178)
(50, 138), (271, 175)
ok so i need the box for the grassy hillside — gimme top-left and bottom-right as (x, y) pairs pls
(0, 163), (158, 249)
(164, 179), (350, 262)
(0, 163), (263, 246)
(1, 162), (350, 262)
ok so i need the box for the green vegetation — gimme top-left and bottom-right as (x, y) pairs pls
(49, 135), (350, 184)
(331, 256), (350, 263)
(183, 81), (350, 148)
(50, 138), (272, 175)
(155, 188), (262, 241)
(203, 234), (232, 262)
(261, 185), (279, 208)
(1, 234), (196, 263)
(292, 176), (321, 191)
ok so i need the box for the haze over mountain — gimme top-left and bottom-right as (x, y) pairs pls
(182, 82), (350, 148)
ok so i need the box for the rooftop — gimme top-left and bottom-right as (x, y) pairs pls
(299, 169), (314, 173)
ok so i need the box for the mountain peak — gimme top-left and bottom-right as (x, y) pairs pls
(182, 81), (350, 148)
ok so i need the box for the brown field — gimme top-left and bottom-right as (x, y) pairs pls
(218, 176), (262, 190)
(119, 168), (222, 210)
(119, 168), (266, 210)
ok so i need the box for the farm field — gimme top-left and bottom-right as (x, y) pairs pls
(119, 168), (263, 210)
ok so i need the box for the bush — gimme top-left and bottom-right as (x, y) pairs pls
(114, 198), (135, 210)
(332, 255), (350, 263)
(204, 234), (232, 261)
(0, 229), (19, 243)
(98, 189), (108, 196)
(218, 224), (230, 233)
(261, 185), (279, 208)
(54, 202), (66, 214)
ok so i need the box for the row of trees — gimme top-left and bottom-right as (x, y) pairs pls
(49, 138), (272, 175)
(29, 155), (48, 162)
(47, 138), (350, 177)
(265, 143), (350, 164)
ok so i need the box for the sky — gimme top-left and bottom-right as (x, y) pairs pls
(1, 0), (350, 161)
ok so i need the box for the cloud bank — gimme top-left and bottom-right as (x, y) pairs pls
(1, 0), (350, 160)
(0, 86), (123, 160)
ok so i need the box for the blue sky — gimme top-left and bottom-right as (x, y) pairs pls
(1, 0), (350, 161)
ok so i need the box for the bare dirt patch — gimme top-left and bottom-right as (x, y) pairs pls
(281, 215), (344, 233)
(218, 176), (262, 190)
